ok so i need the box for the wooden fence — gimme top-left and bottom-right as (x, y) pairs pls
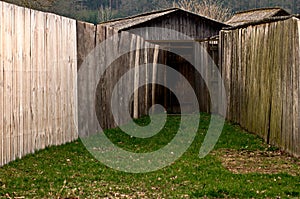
(220, 17), (300, 157)
(3, 1), (299, 166)
(0, 1), (78, 166)
(77, 22), (164, 133)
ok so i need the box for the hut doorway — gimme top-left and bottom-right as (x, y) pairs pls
(151, 41), (197, 114)
(151, 39), (219, 114)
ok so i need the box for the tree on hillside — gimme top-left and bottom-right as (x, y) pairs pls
(2, 0), (56, 10)
(98, 5), (113, 22)
(175, 0), (233, 22)
(119, 0), (172, 17)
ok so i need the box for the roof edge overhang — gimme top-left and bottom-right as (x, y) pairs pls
(98, 7), (229, 32)
(235, 7), (289, 15)
(223, 14), (300, 30)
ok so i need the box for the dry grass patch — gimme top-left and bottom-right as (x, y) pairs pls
(214, 149), (300, 176)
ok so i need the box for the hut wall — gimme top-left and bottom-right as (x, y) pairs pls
(220, 17), (300, 157)
(122, 10), (223, 114)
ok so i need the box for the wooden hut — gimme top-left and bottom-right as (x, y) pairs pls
(99, 8), (227, 113)
(226, 7), (290, 27)
(77, 8), (228, 131)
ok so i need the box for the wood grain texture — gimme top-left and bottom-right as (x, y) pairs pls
(0, 2), (77, 166)
(220, 17), (300, 157)
(0, 1), (3, 166)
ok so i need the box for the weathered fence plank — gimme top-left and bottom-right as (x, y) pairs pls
(3, 2), (13, 164)
(0, 1), (3, 166)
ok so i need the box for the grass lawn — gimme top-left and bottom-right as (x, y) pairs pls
(0, 114), (299, 198)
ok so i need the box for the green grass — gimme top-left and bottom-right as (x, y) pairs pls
(0, 114), (299, 198)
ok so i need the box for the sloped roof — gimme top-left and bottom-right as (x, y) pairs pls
(226, 8), (290, 27)
(99, 7), (227, 31)
(223, 15), (300, 30)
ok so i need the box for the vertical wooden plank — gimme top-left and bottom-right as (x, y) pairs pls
(266, 23), (276, 143)
(69, 18), (78, 140)
(261, 24), (271, 141)
(225, 31), (232, 121)
(66, 18), (71, 143)
(23, 7), (31, 156)
(250, 25), (256, 132)
(128, 34), (135, 118)
(281, 21), (289, 152)
(68, 18), (73, 140)
(105, 26), (112, 129)
(3, 2), (14, 164)
(244, 26), (252, 131)
(291, 19), (298, 156)
(73, 19), (78, 140)
(249, 25), (256, 132)
(89, 25), (97, 130)
(44, 13), (49, 147)
(77, 21), (96, 134)
(0, 1), (3, 165)
(38, 11), (45, 150)
(52, 14), (59, 146)
(285, 19), (293, 154)
(237, 29), (242, 125)
(230, 30), (235, 122)
(61, 17), (68, 143)
(133, 36), (140, 119)
(151, 45), (159, 111)
(110, 28), (119, 127)
(11, 4), (18, 162)
(205, 41), (210, 112)
(69, 19), (78, 141)
(41, 12), (47, 150)
(144, 41), (149, 113)
(46, 13), (55, 146)
(241, 28), (247, 129)
(220, 30), (229, 119)
(296, 19), (300, 157)
(139, 38), (145, 117)
(269, 21), (283, 147)
(295, 18), (300, 157)
(68, 18), (75, 141)
(30, 10), (38, 152)
(56, 15), (63, 145)
(15, 6), (25, 158)
(255, 26), (263, 136)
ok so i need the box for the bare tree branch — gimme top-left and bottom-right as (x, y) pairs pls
(176, 0), (233, 22)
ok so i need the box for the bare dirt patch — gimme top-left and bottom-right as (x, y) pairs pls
(214, 149), (300, 176)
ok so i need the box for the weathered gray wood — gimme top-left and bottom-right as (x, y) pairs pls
(0, 2), (77, 166)
(15, 6), (25, 159)
(0, 1), (3, 166)
(133, 36), (140, 119)
(220, 17), (300, 157)
(3, 2), (13, 164)
(77, 21), (96, 136)
(151, 45), (159, 112)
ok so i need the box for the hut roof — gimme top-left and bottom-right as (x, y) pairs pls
(223, 15), (300, 30)
(226, 7), (290, 27)
(99, 7), (227, 31)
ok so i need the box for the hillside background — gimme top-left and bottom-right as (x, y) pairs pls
(2, 0), (299, 24)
